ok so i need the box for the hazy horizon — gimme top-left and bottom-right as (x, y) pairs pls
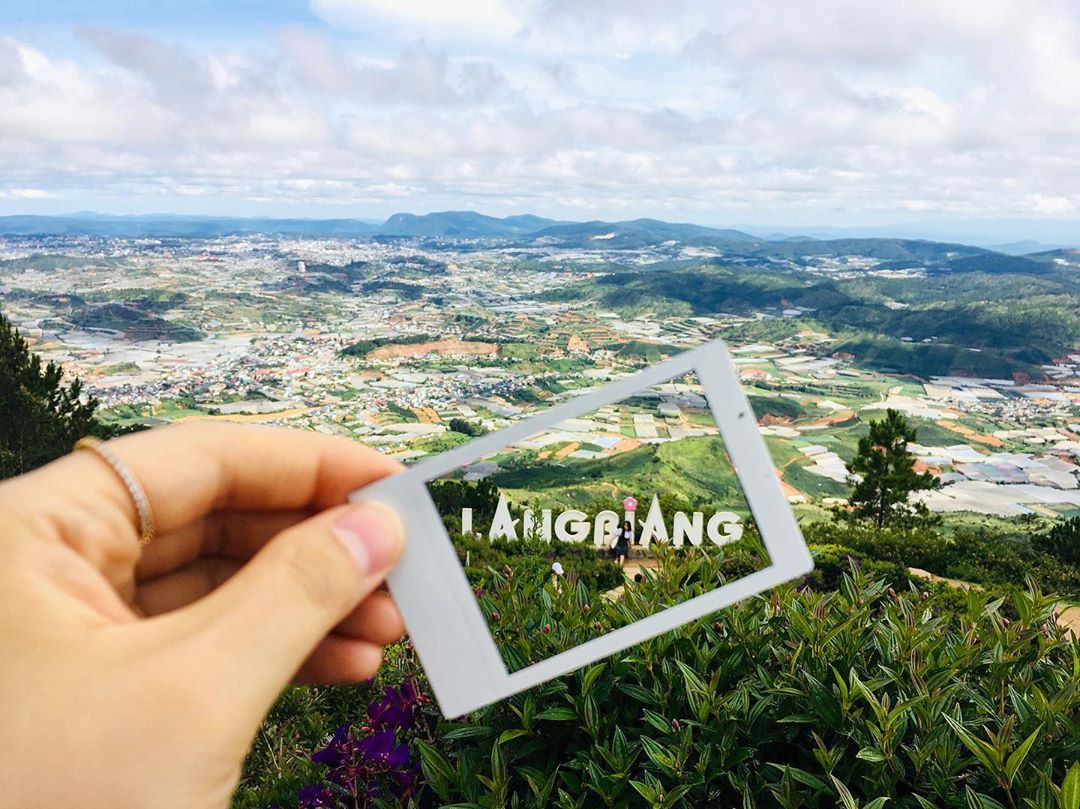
(1, 207), (1077, 249)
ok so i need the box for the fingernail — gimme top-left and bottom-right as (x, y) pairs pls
(333, 502), (404, 575)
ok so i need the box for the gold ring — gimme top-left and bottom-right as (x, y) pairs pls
(75, 436), (156, 546)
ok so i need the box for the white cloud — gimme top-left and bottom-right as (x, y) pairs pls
(310, 0), (523, 41)
(1027, 195), (1075, 215)
(0, 2), (1078, 222)
(278, 27), (508, 105)
(9, 188), (55, 199)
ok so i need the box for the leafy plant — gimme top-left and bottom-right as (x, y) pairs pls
(247, 546), (1080, 808)
(417, 562), (1080, 808)
(452, 532), (625, 597)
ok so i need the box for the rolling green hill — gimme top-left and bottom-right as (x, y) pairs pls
(492, 436), (747, 513)
(549, 262), (1080, 378)
(73, 303), (203, 342)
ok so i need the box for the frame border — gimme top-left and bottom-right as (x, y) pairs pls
(352, 339), (813, 717)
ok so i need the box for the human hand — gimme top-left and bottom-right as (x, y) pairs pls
(0, 422), (406, 809)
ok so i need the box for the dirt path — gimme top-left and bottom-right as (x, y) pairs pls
(804, 410), (857, 429)
(907, 567), (1080, 636)
(1057, 607), (1080, 636)
(907, 567), (980, 591)
(622, 556), (660, 580)
(603, 555), (660, 601)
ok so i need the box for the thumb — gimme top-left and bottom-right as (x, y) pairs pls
(184, 500), (404, 714)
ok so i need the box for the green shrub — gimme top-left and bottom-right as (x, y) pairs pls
(806, 521), (1080, 600)
(803, 522), (950, 572)
(340, 333), (435, 358)
(429, 477), (500, 535)
(473, 542), (768, 672)
(448, 417), (485, 437)
(239, 534), (1080, 808)
(453, 533), (625, 594)
(1034, 517), (1080, 568)
(804, 542), (902, 591)
(418, 562), (1080, 808)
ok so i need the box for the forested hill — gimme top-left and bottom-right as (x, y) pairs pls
(545, 258), (1080, 380)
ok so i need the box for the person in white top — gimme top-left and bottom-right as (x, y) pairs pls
(550, 560), (564, 592)
(611, 520), (633, 567)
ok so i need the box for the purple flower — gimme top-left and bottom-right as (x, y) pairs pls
(388, 742), (411, 768)
(368, 683), (418, 731)
(390, 768), (416, 795)
(298, 784), (335, 808)
(302, 682), (424, 807)
(358, 729), (395, 761)
(311, 725), (351, 767)
(353, 728), (410, 771)
(368, 698), (410, 731)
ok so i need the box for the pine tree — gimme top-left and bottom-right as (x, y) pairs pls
(0, 312), (100, 479)
(843, 408), (941, 528)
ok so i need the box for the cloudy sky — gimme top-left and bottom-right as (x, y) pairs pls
(1, 0), (1079, 228)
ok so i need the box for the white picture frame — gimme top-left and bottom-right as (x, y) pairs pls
(350, 339), (813, 717)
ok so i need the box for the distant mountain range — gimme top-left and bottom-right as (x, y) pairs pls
(379, 211), (560, 238)
(0, 211), (1076, 266)
(745, 219), (1080, 251)
(0, 210), (766, 246)
(0, 213), (383, 238)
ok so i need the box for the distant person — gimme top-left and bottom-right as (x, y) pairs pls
(550, 561), (564, 593)
(612, 520), (633, 567)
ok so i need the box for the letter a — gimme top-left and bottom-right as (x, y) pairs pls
(639, 494), (670, 546)
(489, 494), (519, 541)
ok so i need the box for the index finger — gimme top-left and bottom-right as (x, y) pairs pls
(1, 421), (402, 573)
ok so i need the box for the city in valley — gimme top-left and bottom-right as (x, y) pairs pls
(2, 217), (1079, 523)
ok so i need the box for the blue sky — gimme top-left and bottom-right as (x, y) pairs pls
(1, 0), (1079, 230)
(4, 0), (313, 29)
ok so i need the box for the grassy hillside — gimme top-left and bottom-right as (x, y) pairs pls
(492, 436), (747, 513)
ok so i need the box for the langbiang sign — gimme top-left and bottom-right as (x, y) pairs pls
(461, 494), (744, 549)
